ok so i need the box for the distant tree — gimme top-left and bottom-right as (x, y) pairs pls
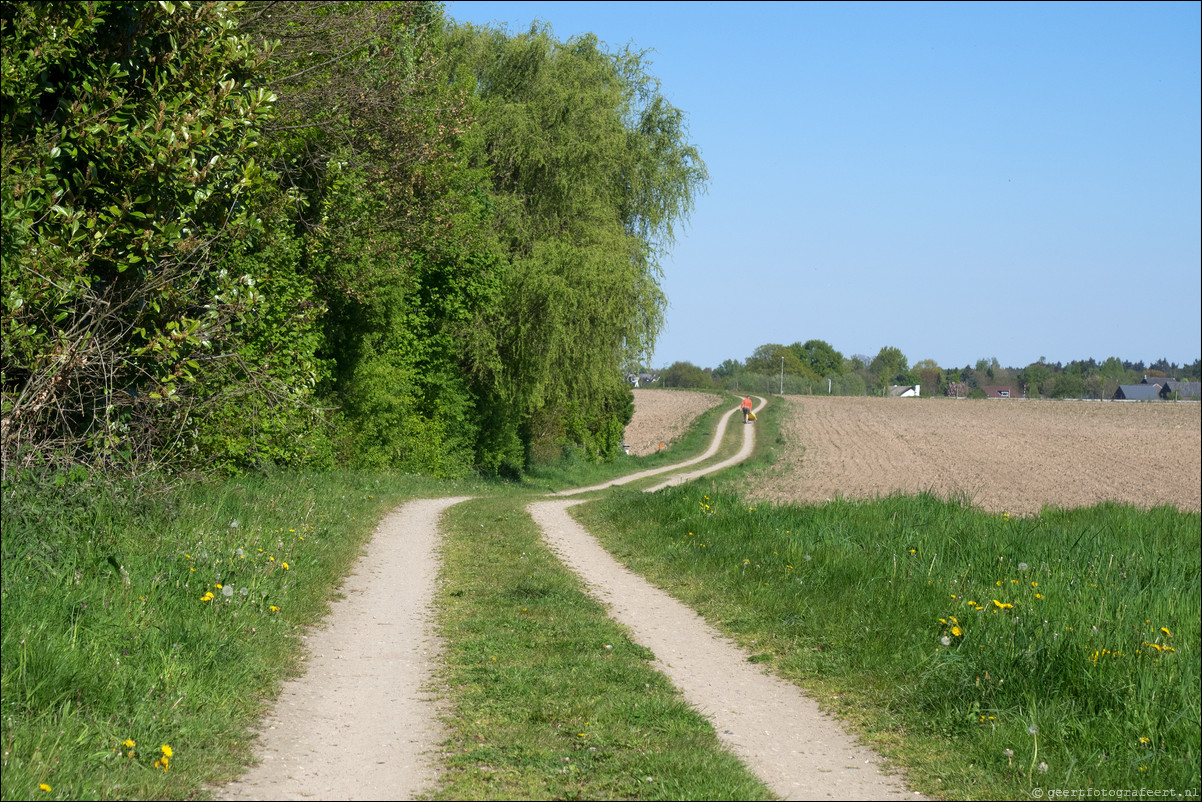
(711, 358), (742, 379)
(968, 386), (988, 399)
(791, 339), (844, 377)
(946, 381), (968, 398)
(913, 359), (943, 396)
(1149, 358), (1177, 375)
(1099, 357), (1127, 381)
(1047, 372), (1083, 398)
(661, 361), (713, 389)
(1021, 361), (1053, 397)
(974, 357), (1001, 381)
(745, 343), (811, 379)
(869, 346), (909, 386)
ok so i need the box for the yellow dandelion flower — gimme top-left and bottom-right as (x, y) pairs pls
(269, 605), (280, 612)
(1160, 627), (1172, 638)
(951, 626), (963, 637)
(200, 592), (214, 602)
(282, 562), (289, 570)
(39, 784), (51, 792)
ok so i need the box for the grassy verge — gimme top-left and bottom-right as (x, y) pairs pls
(576, 488), (1201, 799)
(0, 468), (477, 800)
(429, 493), (772, 801)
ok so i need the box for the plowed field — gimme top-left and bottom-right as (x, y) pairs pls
(747, 396), (1201, 514)
(624, 389), (725, 455)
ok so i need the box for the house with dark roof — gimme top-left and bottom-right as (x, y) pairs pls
(981, 385), (1019, 399)
(1159, 380), (1201, 400)
(1113, 384), (1162, 400)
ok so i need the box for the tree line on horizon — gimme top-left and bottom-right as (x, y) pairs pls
(1, 1), (707, 477)
(653, 341), (1202, 399)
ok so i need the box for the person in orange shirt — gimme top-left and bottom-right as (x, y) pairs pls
(741, 396), (753, 423)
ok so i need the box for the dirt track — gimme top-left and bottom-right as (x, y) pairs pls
(219, 395), (923, 801)
(750, 395), (1201, 514)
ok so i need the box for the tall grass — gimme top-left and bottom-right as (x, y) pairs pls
(577, 488), (1201, 799)
(0, 468), (468, 800)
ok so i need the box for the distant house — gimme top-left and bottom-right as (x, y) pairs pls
(1159, 380), (1201, 400)
(628, 372), (659, 387)
(981, 385), (1018, 399)
(1113, 384), (1162, 400)
(888, 384), (920, 398)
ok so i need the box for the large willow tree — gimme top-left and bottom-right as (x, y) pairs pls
(446, 22), (708, 470)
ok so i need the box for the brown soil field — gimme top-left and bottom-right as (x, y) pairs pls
(746, 395), (1201, 515)
(624, 388), (725, 455)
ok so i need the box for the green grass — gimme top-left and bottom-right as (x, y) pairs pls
(575, 488), (1202, 799)
(5, 393), (1199, 801)
(0, 467), (478, 800)
(429, 493), (771, 800)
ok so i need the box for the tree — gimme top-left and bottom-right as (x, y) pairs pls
(745, 344), (809, 379)
(235, 1), (502, 476)
(792, 339), (844, 377)
(446, 21), (707, 467)
(2, 1), (277, 470)
(869, 346), (909, 386)
(1021, 361), (1053, 397)
(711, 358), (742, 379)
(913, 359), (943, 396)
(661, 361), (713, 389)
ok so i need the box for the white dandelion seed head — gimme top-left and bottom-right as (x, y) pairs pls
(941, 636), (952, 646)
(1004, 749), (1015, 758)
(222, 585), (234, 598)
(229, 520), (240, 529)
(1038, 761), (1048, 773)
(1018, 562), (1029, 571)
(1029, 725), (1039, 735)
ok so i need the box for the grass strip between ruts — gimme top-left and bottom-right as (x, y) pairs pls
(429, 493), (773, 801)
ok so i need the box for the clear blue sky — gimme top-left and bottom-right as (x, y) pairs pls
(446, 1), (1201, 371)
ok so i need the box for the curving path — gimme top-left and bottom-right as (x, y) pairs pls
(219, 397), (922, 801)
